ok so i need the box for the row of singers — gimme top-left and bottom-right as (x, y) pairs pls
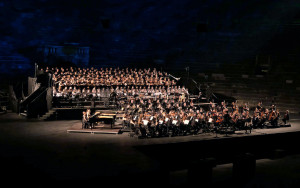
(42, 66), (177, 87)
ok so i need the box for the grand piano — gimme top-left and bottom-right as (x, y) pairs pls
(88, 112), (116, 129)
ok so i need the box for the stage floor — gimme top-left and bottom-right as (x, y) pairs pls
(1, 112), (300, 187)
(65, 118), (300, 146)
(1, 112), (300, 146)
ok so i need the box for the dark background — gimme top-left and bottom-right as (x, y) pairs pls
(1, 1), (300, 187)
(1, 0), (300, 109)
(1, 0), (300, 75)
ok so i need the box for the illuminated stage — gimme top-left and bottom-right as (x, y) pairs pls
(0, 112), (300, 187)
(64, 117), (297, 146)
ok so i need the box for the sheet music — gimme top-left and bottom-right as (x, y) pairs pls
(142, 120), (149, 125)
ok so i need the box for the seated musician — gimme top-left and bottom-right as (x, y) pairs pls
(164, 115), (171, 129)
(263, 108), (269, 120)
(270, 104), (276, 111)
(252, 113), (260, 128)
(170, 113), (179, 130)
(223, 110), (231, 126)
(282, 110), (289, 125)
(243, 103), (249, 112)
(257, 101), (262, 112)
(254, 107), (260, 115)
(269, 109), (279, 126)
(123, 114), (131, 128)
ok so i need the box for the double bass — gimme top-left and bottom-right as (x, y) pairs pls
(268, 110), (276, 121)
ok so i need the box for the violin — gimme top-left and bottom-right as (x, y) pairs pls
(216, 116), (223, 123)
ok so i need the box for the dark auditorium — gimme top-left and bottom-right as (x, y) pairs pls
(0, 0), (300, 187)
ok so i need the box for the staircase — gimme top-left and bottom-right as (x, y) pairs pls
(19, 86), (45, 107)
(18, 86), (47, 116)
(39, 109), (57, 121)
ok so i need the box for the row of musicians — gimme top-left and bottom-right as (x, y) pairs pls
(122, 112), (249, 129)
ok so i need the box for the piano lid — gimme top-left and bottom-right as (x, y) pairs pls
(96, 115), (115, 119)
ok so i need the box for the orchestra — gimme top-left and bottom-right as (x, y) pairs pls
(79, 90), (285, 138)
(45, 66), (288, 138)
(118, 96), (286, 138)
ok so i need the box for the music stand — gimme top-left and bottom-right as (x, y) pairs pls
(204, 118), (213, 135)
(223, 114), (231, 137)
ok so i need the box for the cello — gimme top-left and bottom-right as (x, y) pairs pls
(268, 110), (276, 121)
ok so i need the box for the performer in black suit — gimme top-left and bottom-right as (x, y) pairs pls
(282, 110), (290, 125)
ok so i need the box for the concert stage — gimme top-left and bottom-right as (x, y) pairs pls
(65, 117), (297, 140)
(1, 113), (300, 187)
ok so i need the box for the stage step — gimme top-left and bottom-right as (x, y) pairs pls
(39, 109), (57, 121)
